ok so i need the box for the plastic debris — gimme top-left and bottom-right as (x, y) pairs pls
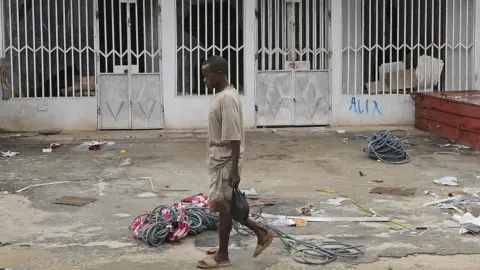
(240, 188), (259, 199)
(433, 176), (459, 186)
(324, 197), (348, 205)
(337, 130), (346, 134)
(1, 151), (19, 157)
(453, 212), (480, 234)
(42, 148), (52, 153)
(359, 171), (366, 177)
(424, 190), (438, 198)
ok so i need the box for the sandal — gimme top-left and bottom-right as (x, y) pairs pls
(197, 256), (232, 269)
(253, 230), (275, 258)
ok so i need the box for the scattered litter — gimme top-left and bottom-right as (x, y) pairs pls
(464, 188), (480, 195)
(423, 195), (464, 207)
(337, 130), (346, 134)
(119, 158), (131, 166)
(269, 217), (295, 227)
(164, 185), (169, 188)
(294, 218), (308, 227)
(137, 192), (157, 198)
(0, 241), (11, 247)
(262, 213), (389, 222)
(414, 226), (429, 230)
(296, 205), (316, 216)
(343, 138), (348, 143)
(16, 181), (71, 193)
(42, 148), (52, 153)
(83, 140), (114, 150)
(359, 171), (366, 177)
(424, 190), (438, 198)
(1, 151), (19, 157)
(120, 149), (127, 153)
(1, 191), (8, 195)
(317, 189), (412, 230)
(50, 143), (61, 149)
(369, 187), (416, 196)
(372, 180), (384, 183)
(433, 176), (459, 186)
(54, 196), (97, 206)
(453, 212), (480, 234)
(324, 197), (348, 205)
(181, 193), (210, 208)
(311, 127), (328, 134)
(4, 133), (36, 138)
(114, 213), (131, 218)
(240, 188), (259, 199)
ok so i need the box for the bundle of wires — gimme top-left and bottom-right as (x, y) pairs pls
(364, 130), (411, 164)
(129, 203), (364, 265)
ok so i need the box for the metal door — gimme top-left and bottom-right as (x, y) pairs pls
(97, 0), (163, 129)
(255, 0), (331, 127)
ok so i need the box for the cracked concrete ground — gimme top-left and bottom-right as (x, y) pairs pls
(1, 127), (480, 270)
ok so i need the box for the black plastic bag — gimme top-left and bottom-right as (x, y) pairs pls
(231, 188), (250, 222)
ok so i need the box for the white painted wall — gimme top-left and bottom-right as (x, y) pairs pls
(0, 98), (97, 131)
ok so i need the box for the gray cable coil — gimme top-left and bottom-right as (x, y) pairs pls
(129, 204), (364, 265)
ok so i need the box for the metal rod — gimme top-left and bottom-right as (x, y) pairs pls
(86, 0), (90, 96)
(8, 0), (13, 98)
(275, 0), (280, 70)
(34, 0), (38, 97)
(103, 0), (107, 72)
(78, 0), (82, 96)
(150, 0), (154, 73)
(368, 0), (371, 95)
(41, 0), (45, 97)
(70, 0), (74, 97)
(346, 0), (350, 94)
(267, 0), (272, 70)
(111, 0), (115, 70)
(312, 0), (317, 70)
(143, 0), (146, 71)
(24, 0), (29, 97)
(235, 0), (239, 91)
(375, 0), (378, 95)
(16, 0), (21, 97)
(189, 0), (193, 95)
(198, 0), (202, 93)
(181, 0), (185, 95)
(438, 0), (442, 90)
(354, 0), (358, 95)
(261, 0), (265, 71)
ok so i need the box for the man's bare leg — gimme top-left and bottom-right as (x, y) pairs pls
(214, 213), (233, 263)
(244, 218), (269, 243)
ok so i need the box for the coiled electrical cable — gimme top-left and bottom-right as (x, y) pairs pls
(130, 204), (363, 265)
(364, 130), (411, 164)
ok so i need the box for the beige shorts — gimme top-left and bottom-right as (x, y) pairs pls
(208, 162), (243, 214)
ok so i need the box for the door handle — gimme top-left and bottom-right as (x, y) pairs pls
(124, 69), (128, 74)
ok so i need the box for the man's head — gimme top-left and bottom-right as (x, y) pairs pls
(202, 56), (229, 93)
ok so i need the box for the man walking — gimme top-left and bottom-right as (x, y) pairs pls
(197, 56), (274, 269)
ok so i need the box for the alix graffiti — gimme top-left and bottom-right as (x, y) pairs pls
(349, 97), (382, 115)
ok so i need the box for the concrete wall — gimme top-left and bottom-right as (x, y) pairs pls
(0, 0), (478, 131)
(0, 98), (97, 131)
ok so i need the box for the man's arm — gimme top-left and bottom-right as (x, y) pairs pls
(221, 95), (242, 188)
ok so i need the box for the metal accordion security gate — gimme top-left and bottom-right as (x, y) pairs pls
(97, 0), (163, 129)
(255, 0), (332, 127)
(342, 0), (475, 96)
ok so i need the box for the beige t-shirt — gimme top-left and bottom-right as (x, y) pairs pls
(207, 86), (245, 170)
